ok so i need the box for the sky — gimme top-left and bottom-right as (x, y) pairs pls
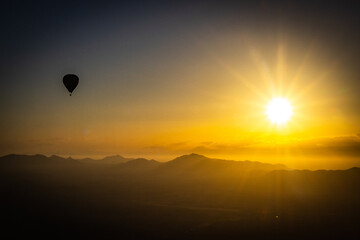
(1, 0), (360, 169)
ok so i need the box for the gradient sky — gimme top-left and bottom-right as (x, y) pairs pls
(1, 1), (360, 169)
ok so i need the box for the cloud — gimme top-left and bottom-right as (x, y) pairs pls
(158, 134), (360, 157)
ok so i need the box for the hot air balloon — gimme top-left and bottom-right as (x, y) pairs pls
(63, 74), (79, 96)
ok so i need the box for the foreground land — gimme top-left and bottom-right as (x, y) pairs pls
(1, 153), (359, 239)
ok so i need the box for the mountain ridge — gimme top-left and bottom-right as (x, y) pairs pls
(2, 153), (359, 173)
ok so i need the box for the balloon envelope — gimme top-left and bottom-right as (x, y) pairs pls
(63, 74), (79, 96)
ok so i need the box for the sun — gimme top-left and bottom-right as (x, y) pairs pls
(266, 97), (293, 125)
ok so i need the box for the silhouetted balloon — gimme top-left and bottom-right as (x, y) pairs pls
(63, 74), (79, 96)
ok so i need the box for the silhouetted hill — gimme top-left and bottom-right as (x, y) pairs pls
(123, 158), (161, 167)
(116, 158), (162, 173)
(0, 154), (153, 167)
(0, 154), (79, 167)
(166, 153), (287, 170)
(156, 153), (288, 178)
(0, 153), (288, 173)
(78, 155), (134, 164)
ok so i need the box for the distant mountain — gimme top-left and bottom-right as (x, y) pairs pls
(124, 158), (161, 167)
(0, 154), (157, 169)
(0, 153), (289, 174)
(78, 155), (134, 164)
(0, 154), (79, 167)
(119, 158), (162, 172)
(156, 153), (288, 177)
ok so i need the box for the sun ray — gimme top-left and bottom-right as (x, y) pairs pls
(286, 41), (317, 98)
(276, 43), (286, 96)
(292, 63), (337, 103)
